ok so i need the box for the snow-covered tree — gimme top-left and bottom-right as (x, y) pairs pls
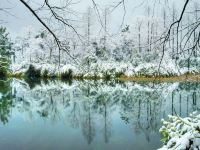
(0, 27), (12, 76)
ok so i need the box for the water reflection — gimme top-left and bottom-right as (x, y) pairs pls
(0, 79), (199, 150)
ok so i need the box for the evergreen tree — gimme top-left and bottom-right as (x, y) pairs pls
(0, 27), (12, 77)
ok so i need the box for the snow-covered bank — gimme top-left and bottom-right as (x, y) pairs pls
(12, 62), (80, 77)
(11, 60), (200, 79)
(159, 112), (200, 150)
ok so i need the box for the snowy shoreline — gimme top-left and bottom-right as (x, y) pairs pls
(10, 61), (200, 81)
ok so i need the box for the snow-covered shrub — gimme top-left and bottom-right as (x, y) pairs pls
(60, 69), (73, 80)
(115, 71), (125, 78)
(42, 69), (49, 78)
(134, 61), (180, 77)
(134, 63), (164, 77)
(25, 65), (41, 79)
(178, 57), (200, 69)
(103, 71), (112, 80)
(159, 112), (200, 150)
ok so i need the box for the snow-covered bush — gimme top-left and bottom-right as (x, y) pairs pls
(25, 64), (41, 79)
(60, 69), (73, 80)
(159, 112), (200, 150)
(134, 63), (178, 77)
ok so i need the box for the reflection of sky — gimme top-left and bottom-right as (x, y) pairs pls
(0, 106), (161, 150)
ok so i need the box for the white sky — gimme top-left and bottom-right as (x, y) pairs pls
(0, 0), (186, 37)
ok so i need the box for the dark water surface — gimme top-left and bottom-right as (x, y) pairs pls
(0, 79), (199, 150)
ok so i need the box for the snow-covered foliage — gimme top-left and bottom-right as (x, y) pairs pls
(9, 0), (200, 78)
(10, 24), (200, 78)
(9, 27), (174, 77)
(159, 112), (200, 150)
(0, 27), (12, 76)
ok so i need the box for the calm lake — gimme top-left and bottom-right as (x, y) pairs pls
(0, 79), (199, 150)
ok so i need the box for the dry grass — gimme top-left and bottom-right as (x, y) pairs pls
(9, 72), (200, 82)
(118, 74), (200, 82)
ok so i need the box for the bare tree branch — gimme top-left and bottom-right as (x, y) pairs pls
(18, 0), (80, 66)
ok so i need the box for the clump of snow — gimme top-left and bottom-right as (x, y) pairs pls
(134, 62), (179, 76)
(56, 64), (80, 76)
(11, 61), (30, 74)
(179, 67), (198, 75)
(88, 60), (135, 77)
(159, 112), (200, 150)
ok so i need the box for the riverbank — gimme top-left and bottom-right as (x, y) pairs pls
(1, 63), (198, 82)
(118, 74), (200, 82)
(8, 60), (200, 82)
(7, 72), (200, 83)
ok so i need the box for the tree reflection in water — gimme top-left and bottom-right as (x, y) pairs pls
(0, 79), (13, 124)
(0, 79), (199, 147)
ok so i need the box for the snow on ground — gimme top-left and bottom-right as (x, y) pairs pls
(11, 44), (200, 78)
(12, 60), (190, 77)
